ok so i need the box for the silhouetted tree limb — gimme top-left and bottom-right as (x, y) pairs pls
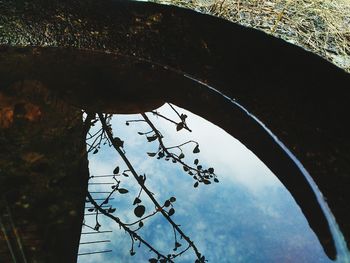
(83, 110), (213, 262)
(86, 191), (173, 262)
(97, 112), (204, 261)
(151, 110), (192, 132)
(141, 112), (217, 186)
(167, 103), (192, 132)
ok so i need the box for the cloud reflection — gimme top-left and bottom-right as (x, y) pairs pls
(78, 104), (331, 263)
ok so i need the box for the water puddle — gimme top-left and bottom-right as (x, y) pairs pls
(78, 103), (346, 262)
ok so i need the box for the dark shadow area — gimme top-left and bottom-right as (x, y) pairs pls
(0, 82), (88, 262)
(1, 0), (350, 261)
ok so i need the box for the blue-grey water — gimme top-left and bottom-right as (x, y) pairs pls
(78, 103), (337, 263)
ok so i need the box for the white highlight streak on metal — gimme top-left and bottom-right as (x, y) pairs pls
(183, 73), (350, 262)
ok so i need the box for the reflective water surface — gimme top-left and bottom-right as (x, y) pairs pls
(78, 103), (337, 263)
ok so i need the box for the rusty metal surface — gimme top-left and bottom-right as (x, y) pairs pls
(1, 0), (350, 261)
(0, 82), (88, 263)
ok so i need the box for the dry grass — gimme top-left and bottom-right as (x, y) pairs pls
(151, 0), (350, 72)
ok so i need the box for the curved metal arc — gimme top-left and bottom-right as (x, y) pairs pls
(181, 73), (350, 262)
(1, 0), (350, 260)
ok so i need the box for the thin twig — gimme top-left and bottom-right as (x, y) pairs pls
(125, 210), (159, 226)
(151, 110), (192, 132)
(86, 192), (172, 262)
(141, 113), (205, 181)
(98, 113), (203, 261)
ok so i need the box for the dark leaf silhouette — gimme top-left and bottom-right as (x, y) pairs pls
(203, 180), (211, 185)
(176, 122), (184, 131)
(134, 205), (146, 218)
(147, 135), (158, 142)
(208, 167), (214, 174)
(139, 221), (144, 228)
(118, 188), (129, 194)
(194, 182), (199, 188)
(214, 178), (219, 183)
(168, 208), (175, 216)
(193, 145), (200, 153)
(170, 196), (176, 202)
(108, 207), (116, 213)
(147, 152), (157, 157)
(113, 166), (120, 174)
(87, 208), (94, 212)
(180, 114), (187, 121)
(138, 174), (146, 184)
(149, 259), (158, 263)
(133, 197), (142, 205)
(113, 137), (124, 148)
(93, 149), (98, 154)
(94, 222), (101, 231)
(178, 153), (185, 159)
(164, 200), (171, 207)
(194, 159), (199, 165)
(183, 166), (189, 172)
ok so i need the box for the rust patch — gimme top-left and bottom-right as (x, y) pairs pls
(0, 106), (14, 128)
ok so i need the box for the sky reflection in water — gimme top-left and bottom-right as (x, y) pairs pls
(78, 104), (331, 263)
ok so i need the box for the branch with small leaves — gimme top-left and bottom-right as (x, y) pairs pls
(97, 113), (205, 262)
(83, 111), (214, 262)
(84, 113), (112, 154)
(140, 112), (219, 187)
(151, 110), (192, 132)
(84, 113), (172, 260)
(86, 191), (173, 262)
